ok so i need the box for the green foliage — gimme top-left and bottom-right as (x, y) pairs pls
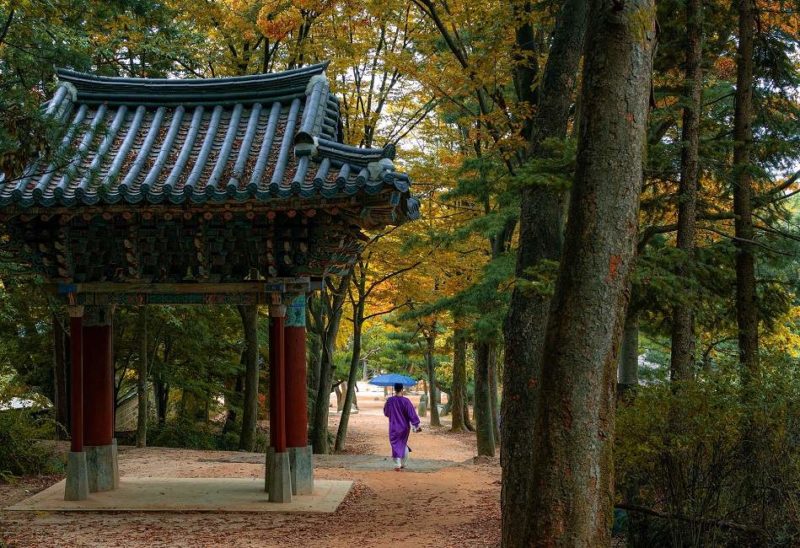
(508, 137), (576, 193)
(0, 409), (61, 481)
(616, 353), (800, 545)
(148, 418), (269, 453)
(0, 274), (56, 401)
(148, 418), (219, 450)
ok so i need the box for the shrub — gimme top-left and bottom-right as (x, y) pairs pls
(615, 355), (800, 546)
(148, 418), (270, 452)
(147, 418), (218, 450)
(0, 409), (62, 480)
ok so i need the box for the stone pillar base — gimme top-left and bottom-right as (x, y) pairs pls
(267, 451), (292, 503)
(85, 443), (117, 492)
(289, 445), (314, 495)
(64, 451), (89, 501)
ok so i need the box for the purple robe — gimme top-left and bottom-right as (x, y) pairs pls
(383, 395), (421, 459)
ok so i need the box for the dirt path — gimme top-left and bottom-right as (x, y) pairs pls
(1, 389), (500, 547)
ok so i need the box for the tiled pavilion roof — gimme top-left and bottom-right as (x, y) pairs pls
(0, 63), (419, 225)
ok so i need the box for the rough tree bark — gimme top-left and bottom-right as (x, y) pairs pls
(136, 306), (148, 448)
(670, 0), (704, 383)
(526, 0), (656, 542)
(500, 0), (589, 542)
(732, 0), (759, 381)
(450, 329), (468, 432)
(475, 341), (496, 457)
(237, 304), (259, 451)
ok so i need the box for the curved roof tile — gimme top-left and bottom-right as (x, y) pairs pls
(0, 63), (419, 225)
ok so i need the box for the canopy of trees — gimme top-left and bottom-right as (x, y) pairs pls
(0, 0), (798, 544)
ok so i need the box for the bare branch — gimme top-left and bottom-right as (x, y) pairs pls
(362, 301), (412, 322)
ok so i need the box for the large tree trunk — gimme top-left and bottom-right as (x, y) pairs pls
(527, 0), (655, 543)
(136, 306), (148, 448)
(500, 0), (589, 542)
(670, 0), (703, 383)
(618, 306), (639, 396)
(733, 0), (758, 381)
(451, 330), (467, 432)
(475, 341), (496, 457)
(425, 331), (441, 427)
(237, 304), (260, 451)
(52, 313), (69, 439)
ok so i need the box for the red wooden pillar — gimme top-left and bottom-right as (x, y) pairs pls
(69, 307), (84, 453)
(285, 295), (307, 448)
(83, 321), (114, 447)
(269, 304), (287, 453)
(82, 305), (118, 493)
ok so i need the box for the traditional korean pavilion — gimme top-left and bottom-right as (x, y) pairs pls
(0, 62), (418, 502)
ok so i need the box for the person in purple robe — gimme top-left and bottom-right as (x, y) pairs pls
(383, 382), (421, 471)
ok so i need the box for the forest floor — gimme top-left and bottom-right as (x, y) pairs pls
(0, 388), (500, 547)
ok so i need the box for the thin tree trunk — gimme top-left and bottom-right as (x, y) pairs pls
(238, 304), (260, 451)
(475, 341), (496, 457)
(136, 306), (148, 448)
(527, 0), (655, 542)
(155, 381), (168, 426)
(733, 0), (759, 382)
(224, 372), (243, 434)
(463, 391), (475, 432)
(426, 331), (441, 427)
(336, 383), (345, 412)
(335, 308), (363, 451)
(501, 0), (589, 541)
(670, 0), (703, 383)
(307, 293), (323, 418)
(451, 330), (467, 432)
(440, 386), (452, 416)
(52, 314), (69, 439)
(311, 273), (351, 454)
(488, 346), (499, 443)
(312, 334), (336, 453)
(618, 306), (639, 396)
